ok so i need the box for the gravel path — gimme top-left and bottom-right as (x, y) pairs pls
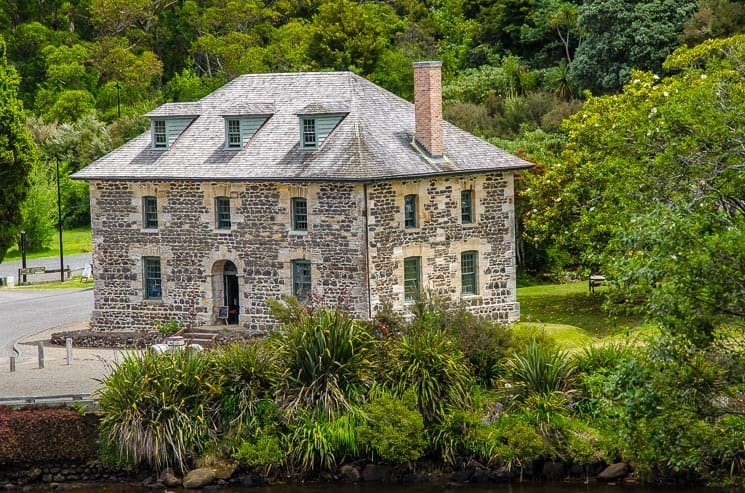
(0, 321), (126, 400)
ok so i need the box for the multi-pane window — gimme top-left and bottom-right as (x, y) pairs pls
(461, 190), (473, 224)
(143, 196), (158, 229)
(461, 251), (478, 295)
(226, 119), (242, 148)
(292, 197), (308, 231)
(403, 256), (421, 303)
(143, 256), (162, 300)
(153, 120), (167, 148)
(404, 194), (418, 229)
(215, 196), (231, 229)
(302, 118), (317, 149)
(292, 260), (311, 302)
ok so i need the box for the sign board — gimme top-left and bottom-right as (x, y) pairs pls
(218, 306), (229, 319)
(18, 267), (46, 275)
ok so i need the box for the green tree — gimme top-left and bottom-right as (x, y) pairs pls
(525, 35), (745, 342)
(0, 39), (37, 262)
(570, 0), (698, 93)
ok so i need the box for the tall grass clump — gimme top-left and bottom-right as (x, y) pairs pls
(389, 327), (473, 425)
(272, 307), (377, 418)
(507, 341), (576, 395)
(212, 341), (279, 432)
(97, 350), (217, 473)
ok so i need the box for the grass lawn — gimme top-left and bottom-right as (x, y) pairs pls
(516, 282), (644, 341)
(15, 275), (93, 290)
(4, 227), (91, 262)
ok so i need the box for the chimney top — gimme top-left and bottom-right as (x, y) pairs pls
(413, 61), (443, 158)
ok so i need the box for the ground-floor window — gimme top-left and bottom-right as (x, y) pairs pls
(461, 250), (478, 295)
(404, 256), (421, 302)
(292, 259), (311, 302)
(143, 256), (162, 300)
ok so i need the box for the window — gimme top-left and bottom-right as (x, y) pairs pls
(143, 196), (158, 229)
(292, 260), (311, 302)
(153, 120), (167, 148)
(226, 119), (242, 148)
(143, 256), (162, 300)
(301, 118), (317, 149)
(461, 190), (473, 224)
(404, 194), (418, 229)
(215, 196), (231, 229)
(461, 251), (478, 295)
(292, 197), (308, 231)
(404, 256), (421, 302)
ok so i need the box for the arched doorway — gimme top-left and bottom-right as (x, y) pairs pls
(212, 260), (240, 325)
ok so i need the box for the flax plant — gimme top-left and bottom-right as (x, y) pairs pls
(97, 350), (218, 473)
(273, 308), (377, 419)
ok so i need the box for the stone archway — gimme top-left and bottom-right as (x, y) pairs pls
(211, 260), (239, 324)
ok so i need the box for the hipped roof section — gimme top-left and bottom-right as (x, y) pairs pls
(73, 71), (532, 182)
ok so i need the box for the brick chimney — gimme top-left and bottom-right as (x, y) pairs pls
(413, 61), (443, 158)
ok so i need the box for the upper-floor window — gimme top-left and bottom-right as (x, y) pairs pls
(226, 119), (242, 148)
(292, 259), (311, 303)
(292, 197), (308, 231)
(461, 190), (473, 224)
(461, 251), (478, 295)
(153, 120), (167, 149)
(143, 196), (158, 229)
(143, 256), (162, 300)
(215, 196), (231, 229)
(404, 194), (418, 229)
(301, 118), (317, 149)
(404, 256), (421, 303)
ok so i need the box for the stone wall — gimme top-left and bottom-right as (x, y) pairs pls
(366, 172), (519, 322)
(89, 180), (368, 332)
(88, 171), (518, 332)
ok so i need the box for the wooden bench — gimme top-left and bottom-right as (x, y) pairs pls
(589, 274), (606, 293)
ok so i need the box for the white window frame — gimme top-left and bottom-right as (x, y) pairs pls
(152, 120), (167, 149)
(225, 118), (242, 149)
(301, 117), (317, 149)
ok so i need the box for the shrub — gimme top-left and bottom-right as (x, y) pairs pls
(212, 342), (279, 432)
(508, 341), (576, 395)
(389, 327), (473, 425)
(233, 433), (285, 476)
(97, 350), (218, 473)
(287, 411), (363, 473)
(573, 342), (632, 376)
(357, 390), (426, 464)
(470, 414), (544, 474)
(272, 307), (377, 418)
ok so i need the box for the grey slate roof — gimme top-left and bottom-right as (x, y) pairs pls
(73, 72), (532, 182)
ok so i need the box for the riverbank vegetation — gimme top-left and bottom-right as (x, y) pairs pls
(97, 294), (745, 487)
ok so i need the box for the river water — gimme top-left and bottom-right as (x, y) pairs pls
(21, 483), (713, 493)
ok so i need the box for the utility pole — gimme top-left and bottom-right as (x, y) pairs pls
(56, 157), (64, 282)
(115, 82), (121, 118)
(20, 230), (27, 284)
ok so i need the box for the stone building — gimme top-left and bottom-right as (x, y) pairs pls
(72, 62), (531, 332)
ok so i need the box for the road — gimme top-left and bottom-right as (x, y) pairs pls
(0, 287), (93, 358)
(0, 252), (92, 280)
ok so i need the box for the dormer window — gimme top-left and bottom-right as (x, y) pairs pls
(222, 115), (271, 149)
(153, 120), (167, 149)
(226, 119), (241, 148)
(301, 118), (317, 149)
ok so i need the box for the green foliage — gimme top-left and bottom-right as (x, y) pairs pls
(156, 319), (182, 335)
(18, 158), (55, 251)
(0, 39), (37, 263)
(357, 390), (427, 463)
(389, 326), (473, 425)
(272, 307), (377, 418)
(470, 414), (545, 469)
(287, 411), (363, 473)
(508, 341), (576, 395)
(97, 350), (219, 473)
(570, 0), (698, 93)
(233, 434), (285, 474)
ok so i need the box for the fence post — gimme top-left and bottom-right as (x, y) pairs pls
(65, 338), (73, 365)
(38, 341), (45, 369)
(9, 356), (15, 372)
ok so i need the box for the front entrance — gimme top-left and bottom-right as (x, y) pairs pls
(212, 260), (240, 325)
(223, 261), (239, 324)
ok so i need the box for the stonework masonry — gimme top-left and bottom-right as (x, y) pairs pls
(88, 171), (518, 332)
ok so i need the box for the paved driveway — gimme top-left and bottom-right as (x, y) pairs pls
(0, 287), (93, 358)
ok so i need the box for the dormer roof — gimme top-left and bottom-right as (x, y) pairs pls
(72, 72), (532, 182)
